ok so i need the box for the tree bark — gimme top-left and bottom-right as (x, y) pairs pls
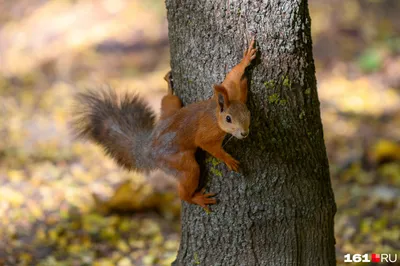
(166, 0), (336, 265)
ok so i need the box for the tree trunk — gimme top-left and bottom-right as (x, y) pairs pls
(166, 0), (336, 265)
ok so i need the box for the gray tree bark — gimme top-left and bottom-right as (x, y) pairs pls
(166, 0), (336, 265)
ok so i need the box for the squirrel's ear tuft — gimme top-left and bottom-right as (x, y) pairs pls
(213, 84), (230, 112)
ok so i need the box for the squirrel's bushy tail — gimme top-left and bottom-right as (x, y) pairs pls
(71, 88), (156, 171)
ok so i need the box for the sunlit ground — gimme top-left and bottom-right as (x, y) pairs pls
(0, 0), (399, 265)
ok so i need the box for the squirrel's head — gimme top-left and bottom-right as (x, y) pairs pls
(214, 84), (250, 139)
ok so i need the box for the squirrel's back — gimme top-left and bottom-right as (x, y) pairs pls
(71, 88), (156, 171)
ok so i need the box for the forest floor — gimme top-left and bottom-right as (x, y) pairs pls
(0, 0), (399, 265)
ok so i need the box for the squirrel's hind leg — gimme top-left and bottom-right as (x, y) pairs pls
(161, 71), (182, 120)
(161, 95), (182, 120)
(176, 158), (216, 211)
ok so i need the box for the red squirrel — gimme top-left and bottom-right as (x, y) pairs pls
(72, 39), (257, 211)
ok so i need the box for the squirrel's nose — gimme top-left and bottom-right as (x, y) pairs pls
(241, 131), (249, 138)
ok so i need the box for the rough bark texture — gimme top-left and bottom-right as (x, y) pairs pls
(166, 0), (336, 265)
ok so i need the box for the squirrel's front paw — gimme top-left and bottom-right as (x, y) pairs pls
(225, 156), (240, 172)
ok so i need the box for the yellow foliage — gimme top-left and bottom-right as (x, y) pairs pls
(0, 187), (24, 207)
(319, 76), (400, 115)
(371, 140), (400, 162)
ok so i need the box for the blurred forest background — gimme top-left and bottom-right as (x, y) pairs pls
(0, 0), (399, 265)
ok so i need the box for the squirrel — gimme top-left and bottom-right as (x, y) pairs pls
(72, 38), (257, 211)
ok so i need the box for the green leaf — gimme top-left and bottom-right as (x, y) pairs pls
(358, 48), (383, 73)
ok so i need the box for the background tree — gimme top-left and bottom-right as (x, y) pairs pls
(166, 0), (336, 265)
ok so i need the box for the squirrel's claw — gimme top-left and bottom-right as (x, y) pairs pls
(164, 71), (172, 82)
(192, 189), (217, 212)
(248, 37), (255, 51)
(225, 156), (240, 172)
(243, 38), (257, 66)
(164, 71), (174, 95)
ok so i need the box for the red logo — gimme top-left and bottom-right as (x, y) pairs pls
(372, 254), (380, 263)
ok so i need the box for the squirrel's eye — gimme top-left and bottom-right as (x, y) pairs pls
(226, 115), (232, 123)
